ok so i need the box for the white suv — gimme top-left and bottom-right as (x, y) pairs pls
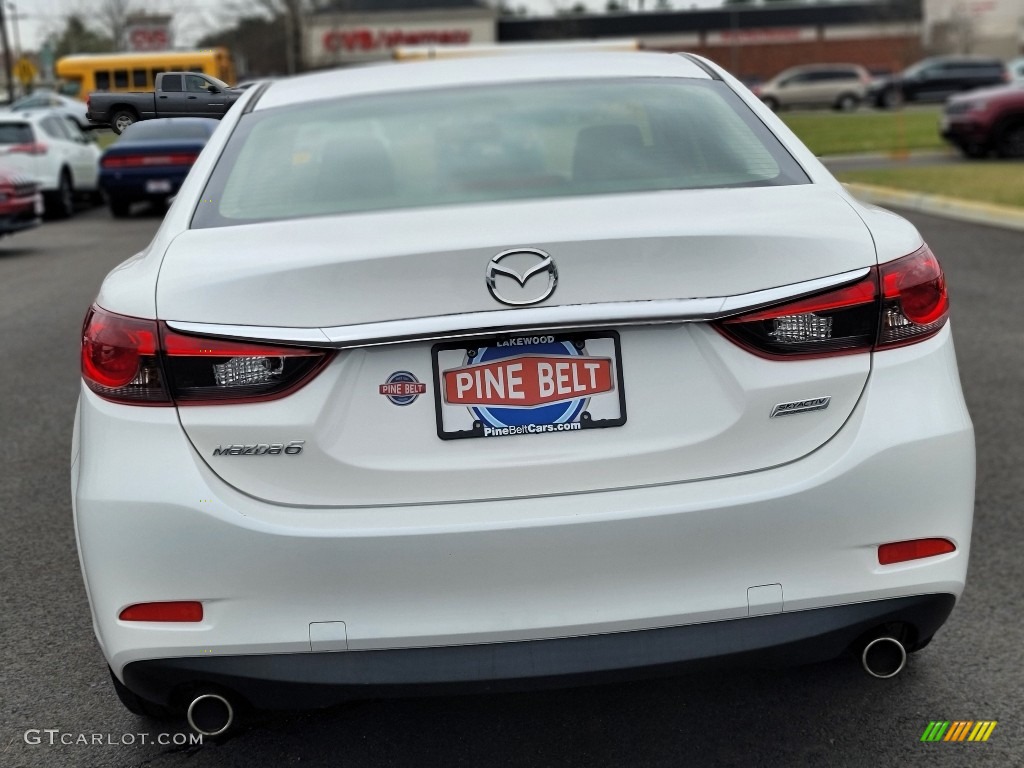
(0, 111), (101, 218)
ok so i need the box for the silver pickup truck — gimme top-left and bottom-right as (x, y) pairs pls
(86, 72), (242, 134)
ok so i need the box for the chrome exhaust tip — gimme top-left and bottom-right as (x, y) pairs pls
(186, 692), (235, 737)
(861, 636), (907, 679)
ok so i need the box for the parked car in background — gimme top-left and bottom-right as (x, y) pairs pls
(86, 72), (242, 134)
(869, 56), (1008, 108)
(4, 90), (91, 129)
(75, 52), (974, 734)
(0, 168), (41, 238)
(1007, 57), (1024, 85)
(99, 117), (218, 217)
(754, 64), (871, 111)
(941, 84), (1024, 158)
(0, 112), (101, 218)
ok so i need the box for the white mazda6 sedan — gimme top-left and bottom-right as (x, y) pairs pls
(72, 52), (975, 735)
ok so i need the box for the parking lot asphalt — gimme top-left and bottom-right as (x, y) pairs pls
(0, 207), (1021, 768)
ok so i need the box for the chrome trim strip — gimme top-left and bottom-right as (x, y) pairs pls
(675, 53), (722, 81)
(166, 324), (333, 345)
(166, 267), (869, 349)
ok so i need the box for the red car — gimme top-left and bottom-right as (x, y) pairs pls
(0, 168), (42, 238)
(941, 84), (1024, 158)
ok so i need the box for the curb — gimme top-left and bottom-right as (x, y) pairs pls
(843, 182), (1024, 233)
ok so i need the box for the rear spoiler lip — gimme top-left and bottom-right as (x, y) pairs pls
(165, 267), (870, 350)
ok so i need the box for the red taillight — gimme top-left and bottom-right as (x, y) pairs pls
(81, 306), (170, 404)
(102, 152), (199, 169)
(877, 245), (948, 347)
(720, 270), (878, 359)
(878, 538), (956, 565)
(717, 245), (949, 359)
(161, 326), (331, 405)
(8, 142), (47, 156)
(730, 278), (877, 323)
(81, 305), (333, 406)
(119, 601), (204, 622)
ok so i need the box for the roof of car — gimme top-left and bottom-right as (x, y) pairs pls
(128, 117), (219, 127)
(1, 111), (56, 123)
(782, 63), (865, 71)
(256, 52), (713, 112)
(117, 117), (219, 137)
(923, 54), (1004, 64)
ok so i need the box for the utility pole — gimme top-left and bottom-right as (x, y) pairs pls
(284, 8), (296, 75)
(6, 3), (18, 59)
(0, 3), (13, 104)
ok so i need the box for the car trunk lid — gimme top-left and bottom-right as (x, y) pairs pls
(159, 186), (878, 506)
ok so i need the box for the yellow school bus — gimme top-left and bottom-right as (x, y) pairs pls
(56, 49), (236, 100)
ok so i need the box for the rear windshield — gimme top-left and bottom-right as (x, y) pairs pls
(193, 78), (808, 228)
(0, 123), (34, 144)
(119, 120), (216, 142)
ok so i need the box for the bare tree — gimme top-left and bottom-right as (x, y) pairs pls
(46, 14), (114, 58)
(949, 2), (975, 54)
(221, 0), (308, 73)
(95, 0), (134, 50)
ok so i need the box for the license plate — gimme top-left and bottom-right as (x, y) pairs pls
(145, 179), (172, 193)
(432, 332), (626, 440)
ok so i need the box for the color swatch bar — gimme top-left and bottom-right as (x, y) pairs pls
(921, 721), (997, 742)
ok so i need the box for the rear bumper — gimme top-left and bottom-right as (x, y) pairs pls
(0, 199), (40, 234)
(73, 325), (975, 705)
(99, 170), (189, 200)
(124, 593), (954, 709)
(940, 118), (990, 149)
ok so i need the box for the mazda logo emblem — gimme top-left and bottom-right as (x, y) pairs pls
(485, 248), (558, 306)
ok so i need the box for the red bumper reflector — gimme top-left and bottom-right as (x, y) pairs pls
(119, 601), (204, 622)
(878, 538), (956, 565)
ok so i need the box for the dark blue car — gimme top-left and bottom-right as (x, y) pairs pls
(99, 118), (218, 218)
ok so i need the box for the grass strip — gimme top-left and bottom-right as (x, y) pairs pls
(837, 164), (1024, 208)
(781, 109), (946, 156)
(93, 130), (117, 149)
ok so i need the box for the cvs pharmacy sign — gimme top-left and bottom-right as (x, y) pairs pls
(323, 27), (472, 54)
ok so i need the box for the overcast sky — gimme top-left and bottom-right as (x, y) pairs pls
(17, 0), (726, 53)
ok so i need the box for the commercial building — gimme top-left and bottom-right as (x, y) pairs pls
(305, 0), (496, 70)
(498, 1), (923, 82)
(304, 0), (1021, 82)
(923, 0), (1024, 59)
